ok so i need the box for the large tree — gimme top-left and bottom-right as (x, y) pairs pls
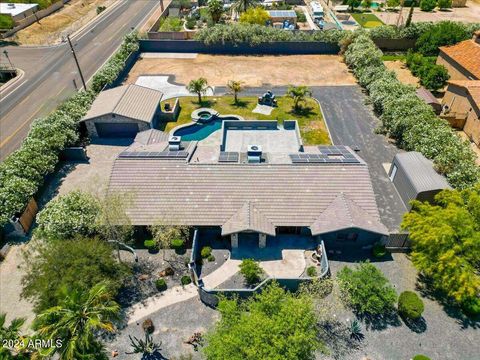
(22, 237), (130, 313)
(287, 85), (312, 112)
(227, 80), (244, 104)
(402, 186), (480, 315)
(0, 313), (26, 358)
(34, 284), (120, 360)
(231, 0), (258, 14)
(207, 0), (224, 24)
(203, 282), (320, 360)
(186, 78), (212, 104)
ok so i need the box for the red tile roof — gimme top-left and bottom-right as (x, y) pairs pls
(440, 39), (480, 79)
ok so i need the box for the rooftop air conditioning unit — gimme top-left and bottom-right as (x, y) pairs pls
(247, 145), (262, 163)
(442, 104), (450, 114)
(168, 135), (182, 151)
(8, 4), (16, 8)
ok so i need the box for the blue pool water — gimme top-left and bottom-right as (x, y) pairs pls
(173, 119), (224, 141)
(371, 2), (379, 8)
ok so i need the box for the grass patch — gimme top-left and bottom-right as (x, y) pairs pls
(381, 54), (407, 61)
(161, 96), (331, 145)
(351, 13), (384, 28)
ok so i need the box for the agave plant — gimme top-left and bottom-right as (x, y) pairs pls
(349, 319), (364, 341)
(126, 333), (162, 356)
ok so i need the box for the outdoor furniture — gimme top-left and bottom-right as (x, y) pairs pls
(258, 90), (277, 107)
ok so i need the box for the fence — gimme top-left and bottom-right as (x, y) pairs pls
(1, 0), (70, 38)
(102, 51), (140, 90)
(139, 39), (340, 55)
(373, 38), (416, 51)
(386, 233), (411, 251)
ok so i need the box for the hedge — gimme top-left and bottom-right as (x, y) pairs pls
(0, 32), (139, 228)
(344, 31), (479, 189)
(0, 14), (14, 30)
(194, 23), (346, 46)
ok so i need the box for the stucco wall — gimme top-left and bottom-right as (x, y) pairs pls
(84, 114), (151, 138)
(320, 228), (383, 249)
(464, 109), (480, 146)
(437, 52), (478, 81)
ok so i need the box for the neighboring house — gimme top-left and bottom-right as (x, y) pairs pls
(108, 123), (389, 252)
(80, 84), (163, 138)
(389, 152), (451, 210)
(436, 31), (480, 81)
(0, 2), (38, 22)
(267, 10), (297, 25)
(441, 80), (480, 147)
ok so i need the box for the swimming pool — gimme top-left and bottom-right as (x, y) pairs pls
(173, 116), (241, 141)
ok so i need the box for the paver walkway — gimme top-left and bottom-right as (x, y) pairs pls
(126, 258), (241, 324)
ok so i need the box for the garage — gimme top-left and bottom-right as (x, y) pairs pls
(80, 84), (164, 139)
(95, 122), (139, 138)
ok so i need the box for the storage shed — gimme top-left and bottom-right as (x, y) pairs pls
(80, 84), (163, 138)
(389, 152), (451, 209)
(416, 87), (442, 115)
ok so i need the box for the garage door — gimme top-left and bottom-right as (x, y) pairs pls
(95, 122), (139, 138)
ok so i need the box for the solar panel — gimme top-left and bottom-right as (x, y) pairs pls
(290, 146), (360, 164)
(119, 150), (189, 159)
(219, 152), (239, 163)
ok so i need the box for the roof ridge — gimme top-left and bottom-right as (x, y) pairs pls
(112, 85), (130, 114)
(339, 192), (354, 228)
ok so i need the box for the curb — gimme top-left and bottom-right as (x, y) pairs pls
(313, 97), (335, 145)
(0, 68), (25, 95)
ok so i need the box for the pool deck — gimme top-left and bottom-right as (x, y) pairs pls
(224, 129), (300, 154)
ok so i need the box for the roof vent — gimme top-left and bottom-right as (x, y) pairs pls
(8, 3), (16, 8)
(247, 145), (262, 163)
(168, 135), (182, 151)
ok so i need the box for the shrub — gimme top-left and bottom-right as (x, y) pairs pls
(35, 191), (99, 241)
(171, 238), (185, 250)
(413, 355), (431, 360)
(337, 262), (397, 315)
(200, 246), (212, 258)
(158, 17), (183, 32)
(155, 278), (167, 291)
(307, 266), (317, 277)
(185, 17), (196, 30)
(372, 243), (387, 258)
(239, 7), (270, 25)
(96, 5), (106, 14)
(181, 275), (192, 286)
(0, 14), (14, 29)
(142, 318), (155, 334)
(207, 254), (215, 262)
(398, 291), (424, 320)
(437, 0), (452, 9)
(416, 21), (470, 56)
(239, 259), (263, 285)
(144, 239), (158, 252)
(419, 0), (436, 11)
(295, 10), (307, 23)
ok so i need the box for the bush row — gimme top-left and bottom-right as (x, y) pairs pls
(344, 32), (479, 189)
(194, 23), (346, 46)
(0, 32), (139, 228)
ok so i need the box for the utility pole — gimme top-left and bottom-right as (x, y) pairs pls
(3, 50), (15, 70)
(159, 0), (164, 13)
(396, 0), (405, 28)
(67, 35), (87, 90)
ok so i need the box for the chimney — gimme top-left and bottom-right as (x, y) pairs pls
(474, 30), (480, 45)
(247, 145), (262, 163)
(168, 135), (182, 151)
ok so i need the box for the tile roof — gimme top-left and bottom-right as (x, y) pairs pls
(82, 85), (163, 123)
(221, 201), (276, 236)
(310, 193), (388, 236)
(439, 39), (480, 79)
(447, 80), (480, 108)
(133, 129), (169, 145)
(108, 159), (386, 233)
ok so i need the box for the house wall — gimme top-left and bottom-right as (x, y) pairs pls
(319, 228), (383, 250)
(84, 114), (151, 138)
(464, 106), (480, 146)
(437, 52), (478, 81)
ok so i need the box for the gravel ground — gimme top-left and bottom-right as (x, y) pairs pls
(106, 297), (219, 360)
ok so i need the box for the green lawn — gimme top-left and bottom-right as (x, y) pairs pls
(381, 54), (407, 61)
(161, 96), (331, 145)
(351, 13), (384, 28)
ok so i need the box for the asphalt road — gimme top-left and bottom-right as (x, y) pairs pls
(0, 0), (159, 160)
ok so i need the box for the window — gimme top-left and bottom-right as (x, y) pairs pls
(389, 164), (398, 181)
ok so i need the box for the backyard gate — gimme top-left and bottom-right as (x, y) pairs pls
(386, 233), (411, 252)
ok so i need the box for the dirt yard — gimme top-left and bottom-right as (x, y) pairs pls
(125, 54), (356, 87)
(377, 1), (480, 25)
(11, 0), (115, 45)
(384, 60), (419, 87)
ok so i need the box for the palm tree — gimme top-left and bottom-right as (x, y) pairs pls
(186, 78), (212, 104)
(207, 0), (224, 24)
(0, 313), (25, 357)
(231, 0), (258, 14)
(287, 85), (312, 112)
(35, 283), (120, 360)
(227, 80), (244, 104)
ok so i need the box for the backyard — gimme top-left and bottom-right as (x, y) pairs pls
(161, 95), (331, 145)
(351, 12), (384, 28)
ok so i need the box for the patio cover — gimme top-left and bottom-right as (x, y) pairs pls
(310, 193), (389, 236)
(221, 201), (276, 236)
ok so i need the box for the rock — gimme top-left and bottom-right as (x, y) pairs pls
(111, 350), (118, 357)
(159, 267), (174, 277)
(138, 274), (149, 281)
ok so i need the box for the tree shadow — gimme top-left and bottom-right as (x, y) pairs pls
(416, 274), (480, 329)
(318, 320), (363, 360)
(0, 40), (19, 47)
(402, 316), (427, 333)
(197, 100), (214, 108)
(231, 99), (250, 108)
(289, 106), (315, 118)
(141, 351), (168, 360)
(358, 311), (401, 331)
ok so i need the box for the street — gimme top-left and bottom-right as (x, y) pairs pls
(0, 0), (159, 160)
